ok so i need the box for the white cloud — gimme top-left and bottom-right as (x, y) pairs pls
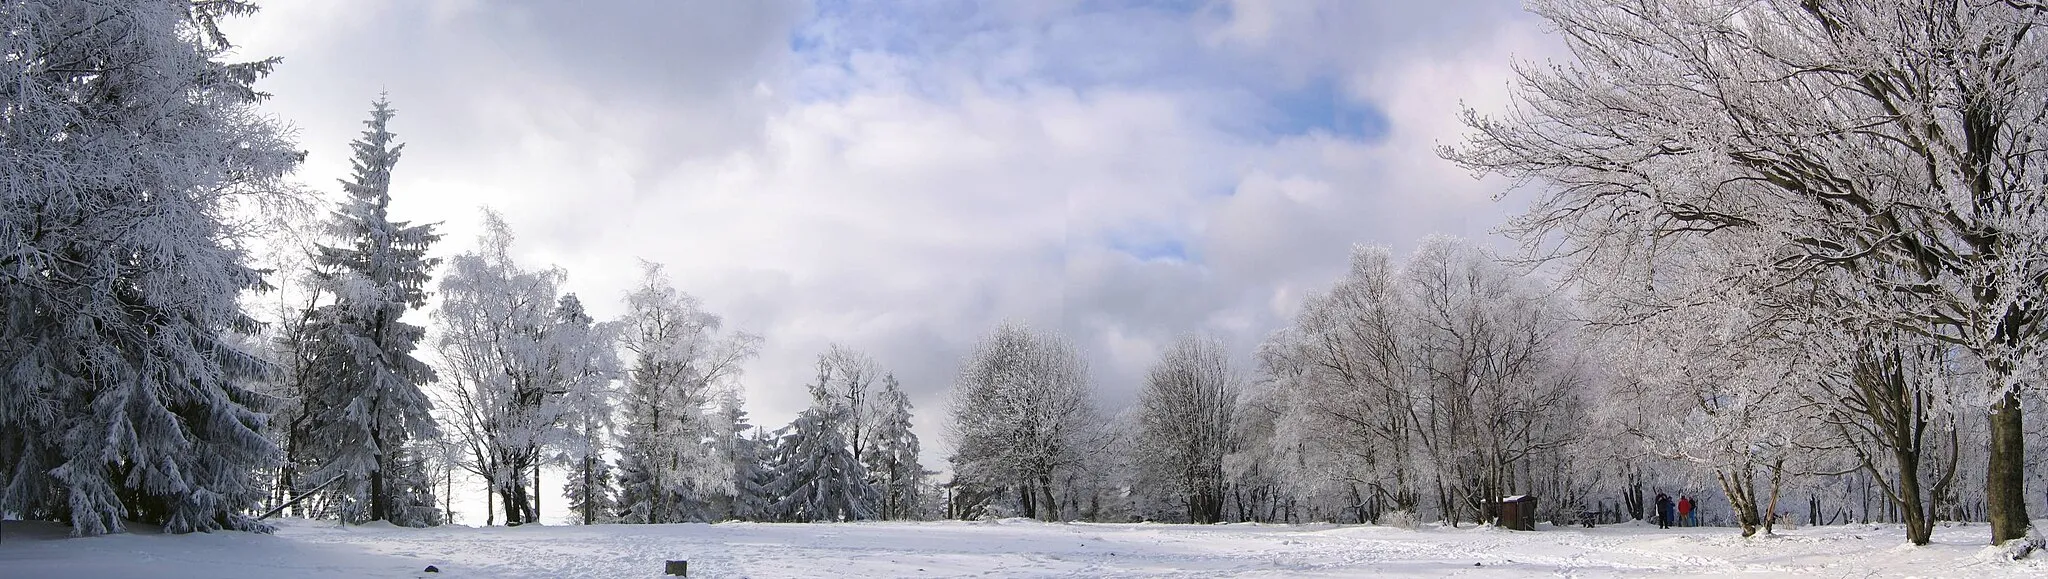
(225, 0), (1563, 493)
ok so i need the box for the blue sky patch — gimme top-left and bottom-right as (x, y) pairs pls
(1107, 234), (1194, 263)
(1264, 76), (1391, 142)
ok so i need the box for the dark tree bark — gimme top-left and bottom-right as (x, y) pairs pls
(1988, 388), (2030, 544)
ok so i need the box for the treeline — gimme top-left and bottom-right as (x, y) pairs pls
(7, 1), (2048, 553)
(253, 102), (939, 525)
(938, 236), (2048, 553)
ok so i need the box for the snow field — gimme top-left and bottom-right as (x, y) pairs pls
(5, 518), (2046, 578)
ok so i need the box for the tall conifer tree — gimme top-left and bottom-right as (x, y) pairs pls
(0, 0), (301, 536)
(299, 96), (443, 526)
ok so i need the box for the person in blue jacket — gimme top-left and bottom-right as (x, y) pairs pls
(1654, 492), (1674, 529)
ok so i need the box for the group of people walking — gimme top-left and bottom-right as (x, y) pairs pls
(1653, 492), (1698, 528)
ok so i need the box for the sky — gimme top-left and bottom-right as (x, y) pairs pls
(220, 0), (1565, 489)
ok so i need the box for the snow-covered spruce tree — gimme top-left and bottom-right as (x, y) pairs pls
(1448, 0), (2048, 545)
(866, 374), (929, 520)
(713, 387), (772, 521)
(1133, 335), (1238, 524)
(0, 2), (304, 535)
(613, 262), (760, 523)
(549, 294), (623, 525)
(297, 96), (443, 527)
(765, 378), (880, 522)
(946, 323), (1110, 521)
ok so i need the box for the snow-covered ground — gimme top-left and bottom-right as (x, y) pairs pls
(4, 518), (2044, 578)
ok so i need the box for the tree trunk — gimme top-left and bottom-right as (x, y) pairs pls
(1036, 474), (1060, 520)
(1018, 483), (1035, 519)
(1718, 468), (1761, 538)
(278, 456), (298, 519)
(444, 463), (455, 524)
(581, 456), (597, 525)
(1762, 458), (1786, 536)
(485, 475), (495, 526)
(1895, 443), (1931, 545)
(499, 476), (519, 526)
(1624, 469), (1644, 521)
(1987, 388), (2031, 544)
(532, 462), (542, 524)
(369, 420), (388, 523)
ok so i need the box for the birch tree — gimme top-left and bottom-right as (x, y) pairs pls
(433, 211), (553, 525)
(613, 262), (760, 523)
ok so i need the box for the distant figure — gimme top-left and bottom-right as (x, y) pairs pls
(1654, 493), (1673, 529)
(1678, 496), (1694, 527)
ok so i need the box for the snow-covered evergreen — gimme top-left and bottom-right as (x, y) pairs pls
(0, 0), (304, 536)
(714, 388), (773, 521)
(765, 400), (880, 522)
(296, 96), (444, 527)
(866, 374), (929, 520)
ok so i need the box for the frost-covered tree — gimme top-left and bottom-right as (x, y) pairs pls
(1252, 238), (1588, 526)
(613, 262), (760, 523)
(866, 374), (929, 520)
(1800, 321), (1967, 545)
(297, 96), (443, 527)
(1449, 0), (2048, 544)
(1600, 287), (1816, 538)
(765, 384), (881, 522)
(258, 261), (335, 520)
(0, 0), (302, 536)
(1133, 335), (1239, 524)
(813, 345), (883, 465)
(548, 294), (623, 525)
(434, 210), (608, 526)
(807, 344), (929, 519)
(1404, 237), (1585, 524)
(713, 388), (772, 521)
(1258, 246), (1422, 523)
(947, 323), (1110, 520)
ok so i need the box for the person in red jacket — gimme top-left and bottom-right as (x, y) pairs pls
(1678, 496), (1695, 527)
